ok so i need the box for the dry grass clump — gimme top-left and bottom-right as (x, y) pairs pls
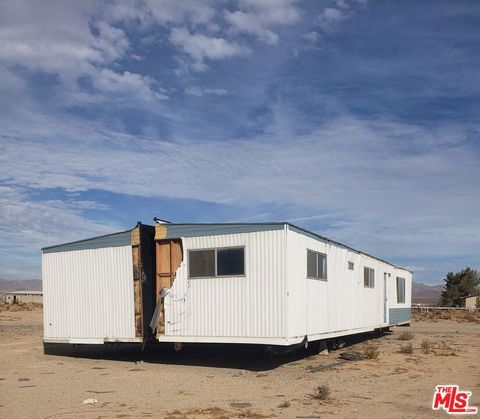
(399, 343), (414, 354)
(421, 338), (433, 354)
(398, 331), (414, 340)
(311, 384), (330, 401)
(437, 341), (457, 356)
(364, 345), (380, 359)
(465, 311), (479, 322)
(278, 400), (291, 408)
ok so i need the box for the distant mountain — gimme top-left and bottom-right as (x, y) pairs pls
(0, 278), (42, 292)
(412, 281), (443, 304)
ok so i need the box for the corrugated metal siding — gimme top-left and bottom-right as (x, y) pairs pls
(42, 245), (136, 341)
(42, 230), (132, 254)
(162, 223), (284, 240)
(389, 308), (411, 325)
(286, 228), (412, 340)
(163, 229), (286, 339)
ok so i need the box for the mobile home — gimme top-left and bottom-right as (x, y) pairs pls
(42, 221), (411, 348)
(42, 223), (155, 344)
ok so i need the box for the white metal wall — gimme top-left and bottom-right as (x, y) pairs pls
(42, 246), (137, 343)
(163, 229), (286, 341)
(286, 228), (412, 341)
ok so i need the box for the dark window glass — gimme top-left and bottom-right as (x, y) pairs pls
(307, 250), (327, 280)
(364, 267), (375, 288)
(217, 247), (244, 276)
(348, 261), (354, 270)
(307, 250), (317, 278)
(189, 250), (215, 277)
(396, 277), (405, 303)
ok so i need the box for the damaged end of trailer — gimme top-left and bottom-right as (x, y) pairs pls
(148, 221), (184, 339)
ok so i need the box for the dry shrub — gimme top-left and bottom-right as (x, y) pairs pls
(465, 311), (479, 322)
(398, 331), (414, 340)
(278, 401), (291, 408)
(364, 345), (379, 359)
(399, 343), (414, 354)
(421, 338), (432, 354)
(437, 341), (457, 356)
(311, 385), (330, 401)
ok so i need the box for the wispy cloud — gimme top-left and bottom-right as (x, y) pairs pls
(185, 86), (228, 97)
(169, 27), (251, 71)
(224, 0), (301, 45)
(317, 0), (364, 32)
(0, 0), (479, 283)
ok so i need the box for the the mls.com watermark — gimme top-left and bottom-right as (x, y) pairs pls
(432, 385), (478, 415)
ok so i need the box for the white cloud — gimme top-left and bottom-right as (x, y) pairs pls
(224, 0), (301, 45)
(0, 186), (121, 254)
(0, 1), (165, 103)
(303, 31), (319, 43)
(169, 27), (250, 71)
(94, 69), (168, 101)
(185, 86), (228, 97)
(1, 111), (479, 272)
(224, 11), (279, 45)
(318, 0), (360, 32)
(105, 0), (216, 27)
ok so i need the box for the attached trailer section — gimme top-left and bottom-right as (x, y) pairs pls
(152, 223), (412, 346)
(42, 224), (155, 344)
(156, 228), (287, 344)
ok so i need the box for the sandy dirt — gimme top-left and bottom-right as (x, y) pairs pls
(0, 305), (479, 419)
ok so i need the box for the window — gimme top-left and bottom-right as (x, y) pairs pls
(217, 247), (244, 276)
(396, 277), (405, 303)
(189, 250), (215, 277)
(189, 247), (245, 278)
(307, 250), (327, 280)
(364, 267), (375, 288)
(348, 261), (354, 270)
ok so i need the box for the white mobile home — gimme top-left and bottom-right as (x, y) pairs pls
(42, 223), (156, 344)
(42, 222), (411, 348)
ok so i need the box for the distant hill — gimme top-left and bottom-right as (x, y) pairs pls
(0, 278), (42, 292)
(412, 281), (443, 304)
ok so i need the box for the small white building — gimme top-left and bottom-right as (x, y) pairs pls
(42, 222), (412, 347)
(465, 295), (478, 310)
(5, 291), (43, 304)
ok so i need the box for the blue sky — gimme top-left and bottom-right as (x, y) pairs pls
(0, 0), (479, 284)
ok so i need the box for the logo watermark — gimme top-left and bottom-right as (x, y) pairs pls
(432, 385), (477, 415)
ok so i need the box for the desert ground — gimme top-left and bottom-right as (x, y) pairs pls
(0, 305), (479, 419)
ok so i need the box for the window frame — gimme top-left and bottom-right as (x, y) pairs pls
(396, 276), (406, 303)
(306, 249), (328, 281)
(364, 266), (375, 288)
(188, 246), (246, 279)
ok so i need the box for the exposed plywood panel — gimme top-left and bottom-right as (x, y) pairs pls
(131, 228), (140, 246)
(155, 239), (183, 334)
(155, 223), (168, 240)
(131, 224), (143, 338)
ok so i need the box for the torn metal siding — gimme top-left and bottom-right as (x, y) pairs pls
(42, 246), (138, 343)
(162, 229), (286, 340)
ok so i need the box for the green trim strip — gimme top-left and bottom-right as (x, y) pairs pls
(42, 230), (132, 254)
